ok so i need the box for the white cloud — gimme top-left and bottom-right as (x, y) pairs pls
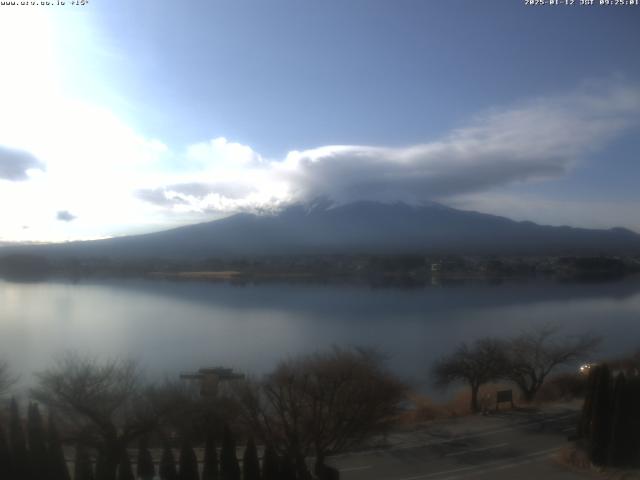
(2, 9), (638, 241)
(185, 137), (263, 169)
(275, 81), (640, 204)
(0, 100), (171, 242)
(0, 146), (45, 181)
(0, 9), (174, 241)
(2, 79), (639, 242)
(139, 81), (640, 216)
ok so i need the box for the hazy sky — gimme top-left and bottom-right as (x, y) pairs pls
(1, 0), (639, 242)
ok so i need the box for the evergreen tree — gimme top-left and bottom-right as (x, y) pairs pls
(178, 436), (199, 480)
(136, 436), (155, 480)
(279, 454), (296, 480)
(295, 454), (311, 480)
(159, 441), (178, 480)
(96, 451), (109, 480)
(47, 413), (71, 480)
(201, 433), (218, 480)
(74, 443), (95, 480)
(28, 402), (48, 479)
(629, 377), (640, 468)
(589, 364), (612, 466)
(9, 399), (29, 480)
(608, 373), (635, 467)
(220, 426), (240, 480)
(578, 365), (600, 438)
(316, 464), (340, 480)
(242, 437), (260, 480)
(260, 445), (278, 480)
(0, 424), (13, 480)
(117, 450), (135, 480)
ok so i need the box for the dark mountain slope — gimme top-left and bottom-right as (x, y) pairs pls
(3, 201), (640, 259)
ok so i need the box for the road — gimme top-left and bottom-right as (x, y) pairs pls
(327, 407), (592, 480)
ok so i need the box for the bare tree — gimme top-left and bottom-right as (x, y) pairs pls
(432, 338), (509, 413)
(506, 325), (600, 402)
(235, 347), (407, 475)
(31, 354), (175, 480)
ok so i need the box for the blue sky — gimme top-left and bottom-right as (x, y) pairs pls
(0, 0), (639, 241)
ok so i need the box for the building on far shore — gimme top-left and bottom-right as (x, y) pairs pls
(180, 367), (245, 397)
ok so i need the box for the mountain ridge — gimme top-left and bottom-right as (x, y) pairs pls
(2, 200), (640, 259)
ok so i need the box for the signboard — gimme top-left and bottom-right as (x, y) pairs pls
(496, 389), (514, 410)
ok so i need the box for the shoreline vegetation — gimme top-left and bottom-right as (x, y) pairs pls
(1, 253), (639, 284)
(148, 271), (315, 281)
(1, 343), (638, 479)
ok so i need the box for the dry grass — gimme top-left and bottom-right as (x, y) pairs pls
(173, 271), (243, 279)
(399, 383), (519, 425)
(400, 377), (589, 428)
(148, 270), (243, 280)
(450, 383), (516, 413)
(398, 393), (450, 424)
(149, 271), (313, 280)
(554, 446), (640, 479)
(555, 445), (593, 471)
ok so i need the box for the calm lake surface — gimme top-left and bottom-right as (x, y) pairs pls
(1, 277), (640, 394)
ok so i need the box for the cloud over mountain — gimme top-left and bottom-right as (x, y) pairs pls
(3, 80), (639, 242)
(139, 81), (640, 213)
(277, 82), (640, 204)
(135, 182), (257, 208)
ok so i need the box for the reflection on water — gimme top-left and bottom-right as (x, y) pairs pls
(1, 277), (639, 394)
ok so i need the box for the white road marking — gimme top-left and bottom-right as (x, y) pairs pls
(392, 447), (560, 480)
(331, 412), (577, 458)
(444, 442), (508, 457)
(562, 427), (575, 432)
(436, 448), (561, 480)
(340, 465), (373, 472)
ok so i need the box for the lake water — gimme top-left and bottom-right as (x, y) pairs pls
(1, 277), (640, 395)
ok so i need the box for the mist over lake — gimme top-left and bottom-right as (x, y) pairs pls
(2, 277), (639, 395)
